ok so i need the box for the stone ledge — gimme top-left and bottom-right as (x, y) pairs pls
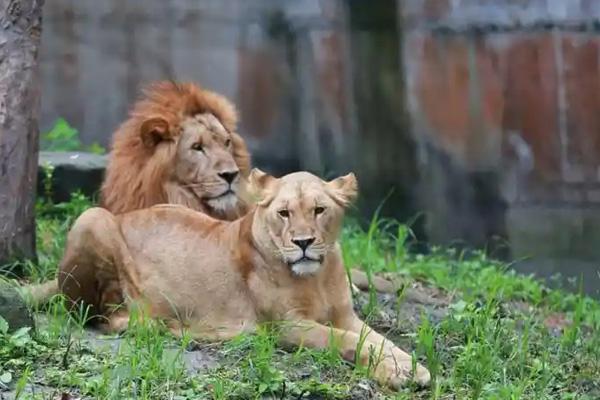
(38, 151), (107, 203)
(0, 281), (34, 332)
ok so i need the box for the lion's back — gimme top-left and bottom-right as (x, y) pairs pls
(117, 204), (225, 245)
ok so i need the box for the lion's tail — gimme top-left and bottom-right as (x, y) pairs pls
(19, 279), (59, 307)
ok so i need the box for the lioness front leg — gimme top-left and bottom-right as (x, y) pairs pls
(280, 319), (430, 390)
(342, 314), (430, 386)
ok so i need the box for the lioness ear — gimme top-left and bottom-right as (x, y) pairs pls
(327, 173), (358, 207)
(248, 168), (277, 205)
(140, 117), (170, 147)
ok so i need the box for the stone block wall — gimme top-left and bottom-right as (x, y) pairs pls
(402, 0), (600, 293)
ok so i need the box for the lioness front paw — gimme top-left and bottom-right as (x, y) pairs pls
(375, 361), (431, 390)
(411, 363), (431, 387)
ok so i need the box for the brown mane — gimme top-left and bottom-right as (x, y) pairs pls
(100, 81), (250, 214)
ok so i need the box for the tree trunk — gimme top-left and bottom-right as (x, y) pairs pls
(0, 0), (44, 266)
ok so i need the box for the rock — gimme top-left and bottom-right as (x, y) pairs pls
(80, 326), (218, 373)
(182, 348), (218, 373)
(38, 151), (107, 203)
(0, 281), (34, 332)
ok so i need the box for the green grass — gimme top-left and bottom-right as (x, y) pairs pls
(1, 196), (600, 399)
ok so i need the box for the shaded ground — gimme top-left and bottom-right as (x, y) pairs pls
(4, 274), (599, 400)
(2, 281), (450, 400)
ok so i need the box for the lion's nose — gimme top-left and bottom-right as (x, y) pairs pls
(218, 170), (239, 184)
(292, 237), (315, 251)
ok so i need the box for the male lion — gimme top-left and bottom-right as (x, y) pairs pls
(57, 169), (431, 390)
(101, 81), (251, 220)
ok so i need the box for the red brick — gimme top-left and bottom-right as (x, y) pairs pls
(402, 0), (451, 24)
(416, 36), (473, 150)
(502, 34), (562, 181)
(237, 47), (280, 138)
(562, 34), (600, 179)
(315, 32), (349, 126)
(415, 36), (504, 167)
(412, 33), (565, 181)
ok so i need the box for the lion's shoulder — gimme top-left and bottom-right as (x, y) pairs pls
(149, 204), (220, 223)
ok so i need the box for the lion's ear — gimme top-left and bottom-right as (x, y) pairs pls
(248, 168), (277, 205)
(327, 173), (358, 207)
(140, 117), (170, 147)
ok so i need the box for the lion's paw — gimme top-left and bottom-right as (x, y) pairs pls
(376, 361), (431, 391)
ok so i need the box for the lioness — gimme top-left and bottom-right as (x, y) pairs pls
(58, 169), (430, 390)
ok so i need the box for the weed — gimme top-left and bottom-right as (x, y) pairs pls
(416, 315), (440, 387)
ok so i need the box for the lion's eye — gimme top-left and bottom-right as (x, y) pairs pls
(314, 206), (325, 216)
(225, 139), (231, 147)
(191, 143), (204, 152)
(278, 209), (290, 218)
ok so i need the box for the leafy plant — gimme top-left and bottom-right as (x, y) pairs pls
(0, 315), (35, 372)
(42, 118), (106, 154)
(42, 118), (80, 151)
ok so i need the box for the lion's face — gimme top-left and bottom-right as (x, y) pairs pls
(250, 170), (357, 276)
(172, 114), (244, 214)
(102, 81), (251, 218)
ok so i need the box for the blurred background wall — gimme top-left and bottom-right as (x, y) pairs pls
(39, 0), (600, 296)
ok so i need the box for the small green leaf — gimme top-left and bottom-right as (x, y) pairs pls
(0, 316), (8, 335)
(10, 327), (32, 347)
(87, 142), (106, 155)
(258, 382), (269, 394)
(450, 300), (467, 313)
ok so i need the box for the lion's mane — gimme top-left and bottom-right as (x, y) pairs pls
(100, 81), (250, 214)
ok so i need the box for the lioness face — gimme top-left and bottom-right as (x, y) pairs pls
(250, 170), (358, 276)
(174, 114), (243, 214)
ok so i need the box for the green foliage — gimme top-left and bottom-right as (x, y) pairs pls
(87, 142), (107, 155)
(42, 118), (80, 151)
(416, 316), (440, 390)
(0, 316), (36, 386)
(42, 117), (106, 154)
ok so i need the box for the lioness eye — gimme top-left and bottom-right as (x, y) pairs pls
(225, 139), (231, 147)
(278, 209), (290, 218)
(314, 206), (325, 215)
(191, 143), (204, 152)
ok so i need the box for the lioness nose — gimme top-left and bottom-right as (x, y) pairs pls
(218, 170), (239, 184)
(292, 237), (315, 251)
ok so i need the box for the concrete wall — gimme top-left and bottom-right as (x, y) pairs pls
(39, 0), (419, 222)
(39, 0), (600, 293)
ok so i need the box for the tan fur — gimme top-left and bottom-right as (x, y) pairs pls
(101, 81), (251, 220)
(55, 170), (430, 390)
